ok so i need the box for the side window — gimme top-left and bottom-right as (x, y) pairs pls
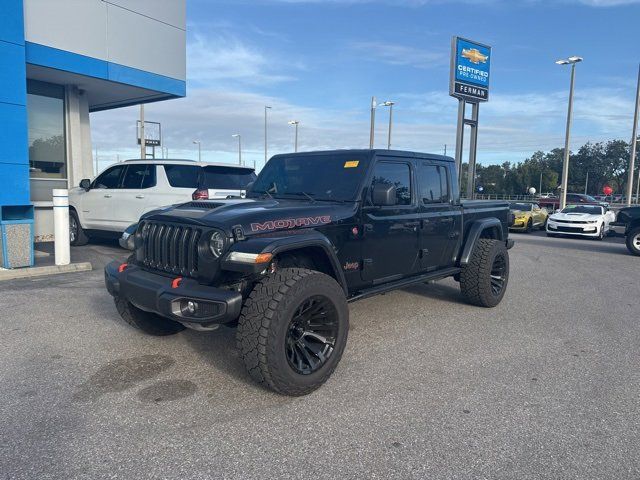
(164, 165), (201, 188)
(420, 164), (449, 204)
(93, 165), (125, 189)
(370, 162), (412, 206)
(121, 164), (156, 189)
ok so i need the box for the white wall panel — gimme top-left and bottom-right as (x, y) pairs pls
(107, 4), (186, 80)
(24, 0), (108, 60)
(105, 0), (185, 29)
(24, 0), (185, 81)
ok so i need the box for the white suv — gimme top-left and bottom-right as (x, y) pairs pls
(69, 159), (256, 245)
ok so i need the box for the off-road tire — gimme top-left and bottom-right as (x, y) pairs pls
(236, 268), (349, 396)
(114, 296), (186, 336)
(70, 209), (89, 246)
(460, 239), (509, 308)
(626, 226), (640, 256)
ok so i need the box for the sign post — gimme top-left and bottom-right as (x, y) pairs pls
(137, 120), (162, 159)
(450, 36), (491, 199)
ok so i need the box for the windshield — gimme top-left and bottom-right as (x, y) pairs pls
(202, 166), (256, 189)
(249, 154), (370, 201)
(561, 205), (603, 214)
(510, 203), (532, 211)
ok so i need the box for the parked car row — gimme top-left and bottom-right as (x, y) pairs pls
(69, 159), (256, 245)
(508, 200), (640, 255)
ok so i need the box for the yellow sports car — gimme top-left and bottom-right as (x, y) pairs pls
(509, 202), (548, 232)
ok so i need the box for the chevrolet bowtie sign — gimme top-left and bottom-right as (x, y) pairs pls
(450, 37), (491, 103)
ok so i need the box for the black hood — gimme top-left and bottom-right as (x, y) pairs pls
(142, 198), (356, 236)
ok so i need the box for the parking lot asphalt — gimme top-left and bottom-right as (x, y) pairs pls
(1, 232), (638, 480)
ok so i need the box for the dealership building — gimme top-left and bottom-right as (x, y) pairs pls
(0, 0), (186, 266)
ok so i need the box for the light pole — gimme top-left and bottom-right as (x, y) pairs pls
(539, 171), (543, 195)
(556, 56), (582, 210)
(288, 120), (299, 152)
(192, 140), (201, 162)
(584, 171), (589, 195)
(232, 134), (242, 166)
(379, 101), (395, 149)
(264, 105), (271, 165)
(626, 65), (640, 206)
(369, 96), (377, 149)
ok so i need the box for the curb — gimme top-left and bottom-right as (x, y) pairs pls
(0, 262), (93, 281)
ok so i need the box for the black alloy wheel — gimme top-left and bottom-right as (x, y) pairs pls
(285, 295), (339, 375)
(490, 253), (508, 296)
(526, 218), (533, 233)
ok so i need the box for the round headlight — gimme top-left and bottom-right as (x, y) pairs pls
(209, 230), (226, 258)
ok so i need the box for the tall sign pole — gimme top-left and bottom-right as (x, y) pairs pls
(450, 36), (491, 199)
(139, 104), (145, 159)
(626, 64), (640, 206)
(369, 96), (377, 149)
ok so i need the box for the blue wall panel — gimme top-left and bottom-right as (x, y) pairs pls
(0, 162), (30, 205)
(25, 42), (109, 80)
(0, 103), (28, 165)
(0, 0), (29, 208)
(0, 0), (25, 46)
(0, 40), (27, 105)
(25, 42), (186, 101)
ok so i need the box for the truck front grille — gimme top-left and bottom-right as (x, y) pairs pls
(140, 222), (201, 277)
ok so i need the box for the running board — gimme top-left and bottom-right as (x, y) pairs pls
(348, 267), (461, 303)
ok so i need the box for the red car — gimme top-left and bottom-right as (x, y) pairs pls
(538, 193), (608, 211)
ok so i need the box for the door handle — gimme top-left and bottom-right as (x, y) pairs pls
(135, 194), (145, 199)
(441, 217), (454, 223)
(104, 194), (112, 198)
(404, 221), (420, 228)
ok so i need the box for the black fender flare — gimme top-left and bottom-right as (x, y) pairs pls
(222, 230), (348, 294)
(459, 218), (504, 266)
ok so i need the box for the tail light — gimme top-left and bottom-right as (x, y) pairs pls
(192, 188), (209, 200)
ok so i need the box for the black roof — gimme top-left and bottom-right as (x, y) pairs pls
(270, 149), (454, 163)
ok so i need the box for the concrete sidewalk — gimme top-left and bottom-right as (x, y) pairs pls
(0, 240), (126, 281)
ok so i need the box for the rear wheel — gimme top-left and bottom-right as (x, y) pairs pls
(237, 268), (349, 396)
(69, 210), (89, 246)
(626, 227), (640, 256)
(460, 239), (509, 308)
(114, 297), (186, 336)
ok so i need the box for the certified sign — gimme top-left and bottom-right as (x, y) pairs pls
(450, 37), (491, 102)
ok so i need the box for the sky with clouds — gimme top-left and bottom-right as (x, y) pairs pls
(91, 0), (640, 172)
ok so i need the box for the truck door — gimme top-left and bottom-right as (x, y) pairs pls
(361, 159), (420, 283)
(417, 162), (460, 270)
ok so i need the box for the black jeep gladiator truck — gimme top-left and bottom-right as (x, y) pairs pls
(105, 149), (513, 395)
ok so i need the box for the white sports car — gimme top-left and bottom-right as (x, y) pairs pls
(546, 205), (616, 240)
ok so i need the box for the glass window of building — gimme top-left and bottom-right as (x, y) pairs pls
(27, 80), (66, 201)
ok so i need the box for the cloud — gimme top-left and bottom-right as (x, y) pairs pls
(575, 0), (640, 5)
(351, 41), (448, 69)
(90, 83), (636, 172)
(186, 33), (299, 86)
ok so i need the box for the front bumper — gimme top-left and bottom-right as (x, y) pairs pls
(546, 222), (601, 237)
(105, 261), (243, 325)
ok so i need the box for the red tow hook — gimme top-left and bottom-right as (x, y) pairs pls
(118, 263), (128, 273)
(171, 277), (183, 289)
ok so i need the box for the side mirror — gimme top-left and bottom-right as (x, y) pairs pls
(372, 184), (397, 206)
(79, 179), (91, 191)
(245, 181), (255, 192)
